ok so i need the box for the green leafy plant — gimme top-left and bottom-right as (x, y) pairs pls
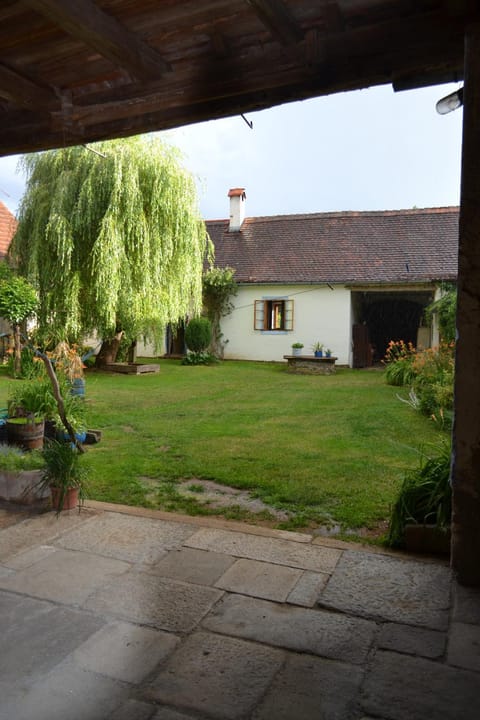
(185, 317), (212, 353)
(383, 339), (416, 386)
(311, 341), (323, 352)
(181, 351), (219, 366)
(8, 377), (56, 419)
(411, 343), (454, 422)
(291, 342), (304, 349)
(386, 440), (451, 548)
(424, 282), (457, 343)
(33, 439), (88, 514)
(202, 266), (237, 358)
(0, 444), (44, 472)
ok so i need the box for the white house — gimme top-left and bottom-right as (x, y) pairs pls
(198, 189), (458, 367)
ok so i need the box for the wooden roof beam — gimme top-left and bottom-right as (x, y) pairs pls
(22, 0), (171, 82)
(0, 62), (55, 109)
(246, 0), (304, 45)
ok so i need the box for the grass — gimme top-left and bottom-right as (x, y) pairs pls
(0, 360), (442, 536)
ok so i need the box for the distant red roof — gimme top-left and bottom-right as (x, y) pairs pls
(206, 207), (459, 285)
(0, 201), (16, 260)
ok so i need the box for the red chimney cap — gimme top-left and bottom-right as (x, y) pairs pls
(228, 188), (246, 198)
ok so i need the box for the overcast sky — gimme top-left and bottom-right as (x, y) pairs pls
(0, 81), (463, 221)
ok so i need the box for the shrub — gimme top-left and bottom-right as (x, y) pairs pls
(386, 440), (451, 548)
(411, 343), (455, 423)
(185, 317), (212, 353)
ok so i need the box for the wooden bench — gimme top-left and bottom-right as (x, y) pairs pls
(283, 355), (337, 375)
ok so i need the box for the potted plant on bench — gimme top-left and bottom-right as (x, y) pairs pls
(291, 342), (304, 357)
(311, 341), (323, 358)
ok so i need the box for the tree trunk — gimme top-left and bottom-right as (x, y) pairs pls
(13, 323), (21, 376)
(95, 331), (124, 367)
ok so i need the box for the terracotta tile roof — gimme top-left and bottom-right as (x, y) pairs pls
(0, 201), (16, 260)
(206, 207), (459, 285)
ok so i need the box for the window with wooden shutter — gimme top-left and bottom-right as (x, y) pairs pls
(254, 298), (293, 331)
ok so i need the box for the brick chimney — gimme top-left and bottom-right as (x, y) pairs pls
(228, 188), (246, 231)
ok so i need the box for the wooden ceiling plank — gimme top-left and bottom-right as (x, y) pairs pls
(22, 0), (171, 81)
(246, 0), (304, 45)
(0, 62), (54, 108)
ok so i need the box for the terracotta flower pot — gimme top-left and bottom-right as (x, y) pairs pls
(50, 486), (80, 511)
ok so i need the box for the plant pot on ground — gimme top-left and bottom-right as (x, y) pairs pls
(31, 439), (88, 514)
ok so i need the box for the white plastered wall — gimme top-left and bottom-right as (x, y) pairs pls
(220, 284), (352, 364)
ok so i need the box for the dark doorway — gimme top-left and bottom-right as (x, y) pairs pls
(165, 321), (186, 356)
(352, 290), (433, 364)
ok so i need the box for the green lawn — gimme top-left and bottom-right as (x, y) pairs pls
(0, 360), (442, 536)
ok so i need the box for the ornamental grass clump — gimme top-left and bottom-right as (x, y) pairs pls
(386, 440), (451, 548)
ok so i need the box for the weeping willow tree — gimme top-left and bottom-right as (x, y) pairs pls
(9, 136), (211, 364)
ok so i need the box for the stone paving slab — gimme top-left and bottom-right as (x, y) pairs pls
(361, 650), (480, 720)
(319, 550), (451, 629)
(106, 699), (159, 720)
(286, 570), (330, 607)
(4, 543), (58, 569)
(151, 710), (204, 720)
(72, 620), (180, 683)
(0, 547), (130, 604)
(0, 591), (105, 685)
(150, 547), (236, 585)
(447, 622), (480, 672)
(56, 511), (197, 564)
(147, 630), (284, 720)
(107, 701), (200, 720)
(202, 594), (375, 664)
(0, 660), (130, 720)
(185, 527), (342, 572)
(85, 569), (224, 632)
(0, 506), (29, 529)
(0, 509), (97, 562)
(215, 558), (303, 602)
(377, 622), (446, 659)
(252, 652), (364, 720)
(453, 583), (480, 623)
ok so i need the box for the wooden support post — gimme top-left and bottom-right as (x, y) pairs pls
(451, 23), (480, 586)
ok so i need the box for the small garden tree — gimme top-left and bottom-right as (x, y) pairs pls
(10, 136), (212, 365)
(0, 265), (38, 376)
(185, 317), (212, 352)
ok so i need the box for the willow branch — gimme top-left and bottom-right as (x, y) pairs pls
(36, 350), (84, 452)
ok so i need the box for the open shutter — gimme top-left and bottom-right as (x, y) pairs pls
(254, 300), (266, 330)
(284, 299), (294, 330)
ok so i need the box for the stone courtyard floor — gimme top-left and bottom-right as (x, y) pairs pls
(0, 500), (479, 720)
